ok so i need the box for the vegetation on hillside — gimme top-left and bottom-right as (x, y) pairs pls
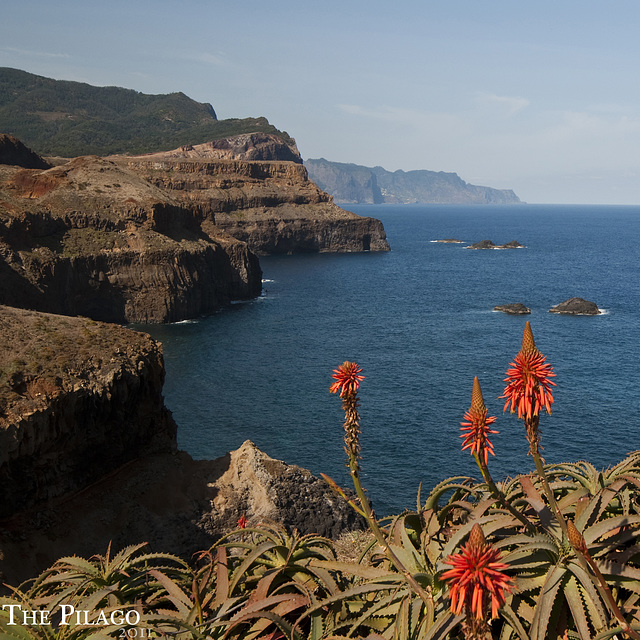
(0, 67), (294, 157)
(2, 323), (640, 639)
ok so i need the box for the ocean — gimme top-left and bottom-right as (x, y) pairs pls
(141, 204), (640, 515)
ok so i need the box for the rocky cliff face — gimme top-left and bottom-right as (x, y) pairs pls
(306, 157), (521, 205)
(0, 306), (176, 519)
(126, 147), (390, 254)
(0, 309), (364, 583)
(0, 136), (388, 323)
(0, 153), (262, 323)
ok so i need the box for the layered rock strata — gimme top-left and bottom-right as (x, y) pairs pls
(0, 152), (262, 323)
(125, 152), (390, 255)
(0, 134), (389, 323)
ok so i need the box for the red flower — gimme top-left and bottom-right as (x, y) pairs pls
(460, 377), (498, 465)
(237, 513), (248, 529)
(329, 361), (365, 398)
(501, 322), (555, 421)
(442, 524), (514, 621)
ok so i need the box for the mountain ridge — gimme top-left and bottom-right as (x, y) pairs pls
(0, 67), (296, 157)
(305, 157), (521, 205)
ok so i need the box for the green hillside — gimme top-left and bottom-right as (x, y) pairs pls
(0, 67), (293, 156)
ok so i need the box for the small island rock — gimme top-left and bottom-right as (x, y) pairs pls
(494, 303), (531, 315)
(467, 239), (525, 249)
(549, 297), (601, 315)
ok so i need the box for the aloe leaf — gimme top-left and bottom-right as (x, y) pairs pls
(55, 555), (101, 574)
(593, 623), (640, 640)
(76, 584), (120, 614)
(500, 600), (530, 640)
(564, 575), (591, 640)
(310, 560), (389, 580)
(583, 514), (640, 545)
(227, 540), (278, 594)
(423, 477), (478, 510)
(228, 607), (305, 640)
(530, 564), (566, 640)
(107, 542), (149, 569)
(146, 569), (192, 616)
(519, 476), (555, 530)
(422, 609), (462, 640)
(598, 560), (640, 582)
(565, 560), (608, 629)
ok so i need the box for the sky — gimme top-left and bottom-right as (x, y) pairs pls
(2, 1), (640, 204)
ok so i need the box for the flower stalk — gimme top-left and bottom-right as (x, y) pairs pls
(328, 361), (434, 609)
(461, 377), (531, 530)
(567, 521), (640, 640)
(502, 323), (639, 638)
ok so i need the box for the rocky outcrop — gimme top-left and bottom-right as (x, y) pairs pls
(0, 133), (51, 170)
(0, 340), (363, 584)
(125, 156), (390, 254)
(305, 158), (521, 205)
(467, 239), (525, 250)
(1, 443), (365, 585)
(549, 297), (601, 315)
(139, 132), (302, 164)
(0, 153), (262, 323)
(0, 309), (365, 584)
(203, 440), (364, 538)
(494, 303), (531, 315)
(0, 306), (176, 519)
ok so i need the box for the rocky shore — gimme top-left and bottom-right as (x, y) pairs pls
(0, 306), (364, 585)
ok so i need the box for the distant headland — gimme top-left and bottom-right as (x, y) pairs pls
(305, 157), (521, 205)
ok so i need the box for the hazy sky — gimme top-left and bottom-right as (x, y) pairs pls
(2, 1), (640, 204)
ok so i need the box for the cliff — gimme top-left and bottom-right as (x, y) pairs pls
(0, 135), (388, 323)
(305, 157), (521, 205)
(0, 306), (176, 519)
(129, 143), (390, 254)
(0, 307), (364, 584)
(0, 146), (262, 323)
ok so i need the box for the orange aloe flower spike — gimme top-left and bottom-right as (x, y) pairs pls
(501, 321), (556, 421)
(329, 361), (365, 398)
(442, 523), (514, 623)
(460, 377), (498, 465)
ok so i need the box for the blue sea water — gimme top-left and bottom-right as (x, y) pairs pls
(141, 204), (640, 515)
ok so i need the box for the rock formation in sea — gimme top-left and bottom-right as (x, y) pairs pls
(305, 158), (521, 205)
(494, 303), (531, 315)
(0, 134), (388, 323)
(0, 307), (364, 585)
(467, 239), (525, 249)
(549, 297), (601, 315)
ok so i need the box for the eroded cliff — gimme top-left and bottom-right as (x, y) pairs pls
(0, 307), (364, 584)
(124, 150), (389, 254)
(0, 152), (262, 323)
(0, 306), (176, 518)
(0, 134), (388, 322)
